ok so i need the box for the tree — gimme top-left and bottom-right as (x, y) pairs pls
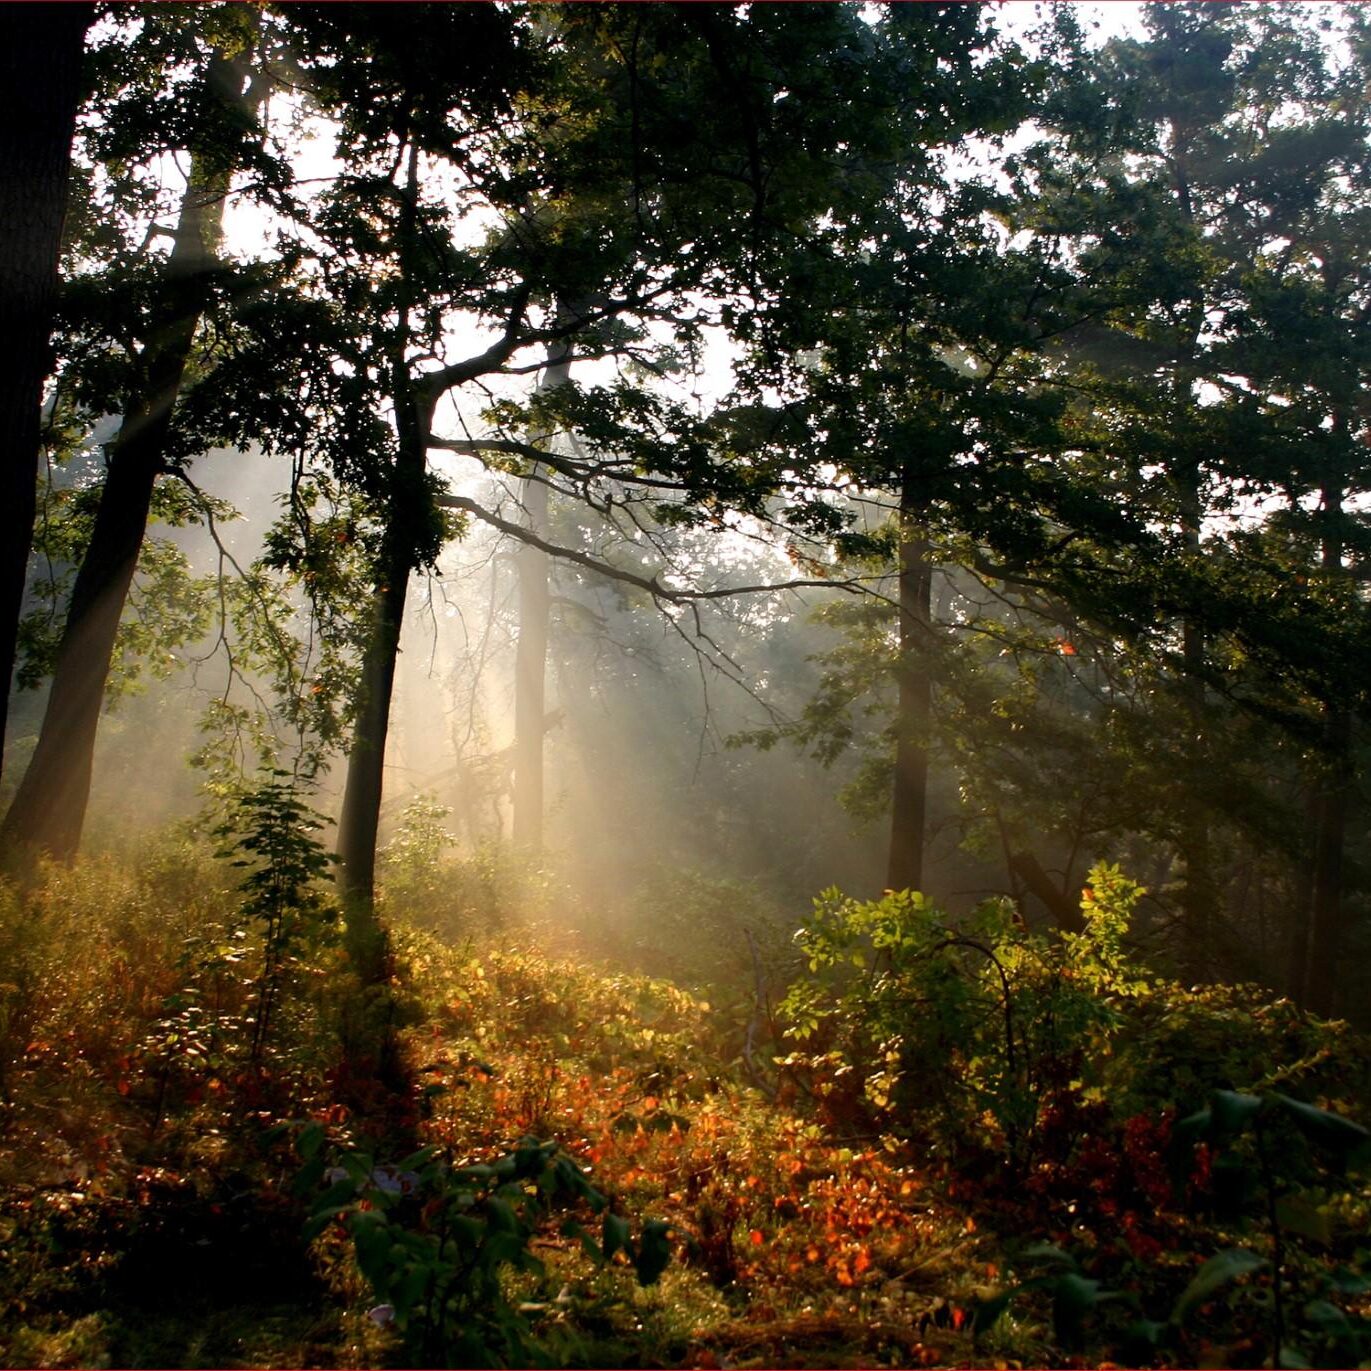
(3, 7), (273, 858)
(728, 8), (1094, 896)
(1038, 5), (1371, 998)
(511, 332), (572, 855)
(246, 3), (960, 954)
(0, 3), (93, 788)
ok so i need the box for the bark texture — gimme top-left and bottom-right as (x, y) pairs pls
(335, 375), (437, 974)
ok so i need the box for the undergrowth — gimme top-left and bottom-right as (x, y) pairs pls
(0, 827), (1367, 1369)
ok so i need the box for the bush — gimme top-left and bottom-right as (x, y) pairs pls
(298, 1127), (673, 1367)
(778, 865), (1364, 1173)
(379, 798), (557, 942)
(778, 865), (1146, 1166)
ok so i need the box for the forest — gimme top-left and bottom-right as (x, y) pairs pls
(2, 2), (1370, 1367)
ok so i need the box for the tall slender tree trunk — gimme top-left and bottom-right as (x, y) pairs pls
(333, 142), (440, 982)
(511, 339), (572, 854)
(3, 51), (249, 858)
(1304, 709), (1350, 1016)
(1302, 477), (1350, 1017)
(0, 4), (93, 786)
(1174, 439), (1218, 984)
(886, 471), (933, 892)
(1163, 128), (1218, 983)
(1286, 789), (1318, 1003)
(335, 382), (437, 961)
(336, 553), (411, 978)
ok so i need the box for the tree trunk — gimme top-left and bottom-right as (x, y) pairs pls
(1302, 478), (1350, 1017)
(335, 369), (437, 973)
(1285, 789), (1318, 1004)
(511, 340), (572, 853)
(3, 62), (243, 858)
(0, 3), (92, 787)
(336, 561), (410, 978)
(1303, 709), (1350, 1017)
(886, 473), (933, 893)
(1175, 455), (1216, 983)
(1009, 850), (1086, 934)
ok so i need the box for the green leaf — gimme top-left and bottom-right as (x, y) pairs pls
(1052, 1272), (1101, 1344)
(1122, 1318), (1168, 1357)
(292, 1153), (326, 1199)
(1275, 1193), (1334, 1245)
(972, 1288), (1018, 1335)
(1274, 1094), (1371, 1166)
(635, 1218), (673, 1287)
(1020, 1242), (1077, 1268)
(603, 1212), (633, 1263)
(1209, 1089), (1264, 1140)
(1302, 1299), (1351, 1335)
(561, 1217), (603, 1263)
(1326, 1267), (1371, 1297)
(297, 1122), (326, 1161)
(1171, 1248), (1267, 1325)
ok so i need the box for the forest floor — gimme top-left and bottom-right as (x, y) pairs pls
(0, 934), (1015, 1369)
(1, 845), (1368, 1369)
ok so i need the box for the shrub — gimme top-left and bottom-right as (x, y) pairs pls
(778, 864), (1147, 1166)
(298, 1127), (673, 1366)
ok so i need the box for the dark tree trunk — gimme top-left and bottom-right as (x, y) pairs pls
(0, 3), (93, 786)
(333, 141), (441, 977)
(1176, 456), (1216, 982)
(1304, 708), (1350, 1017)
(1286, 789), (1318, 1004)
(1302, 478), (1350, 1017)
(512, 475), (550, 852)
(886, 474), (932, 893)
(336, 559), (410, 978)
(3, 93), (239, 858)
(511, 341), (572, 854)
(1009, 850), (1086, 934)
(335, 374), (437, 974)
(1162, 131), (1218, 984)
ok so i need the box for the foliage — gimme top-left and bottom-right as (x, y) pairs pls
(976, 1088), (1371, 1368)
(17, 472), (227, 698)
(213, 770), (337, 1065)
(298, 1127), (672, 1367)
(779, 863), (1148, 1165)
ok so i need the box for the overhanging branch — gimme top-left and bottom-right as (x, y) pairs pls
(434, 488), (874, 605)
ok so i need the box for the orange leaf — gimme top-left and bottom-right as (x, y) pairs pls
(750, 1229), (764, 1246)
